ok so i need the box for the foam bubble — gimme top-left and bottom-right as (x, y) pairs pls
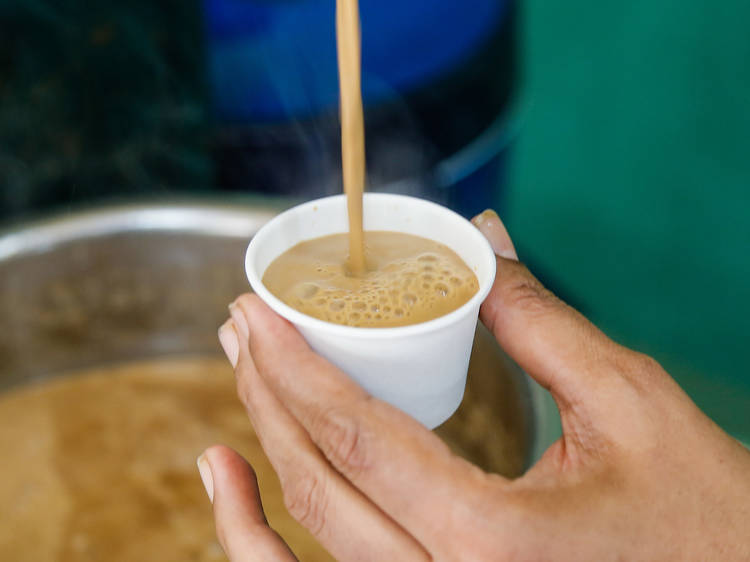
(268, 234), (479, 328)
(294, 283), (318, 299)
(435, 283), (449, 298)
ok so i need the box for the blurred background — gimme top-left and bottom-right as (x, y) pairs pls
(1, 0), (748, 443)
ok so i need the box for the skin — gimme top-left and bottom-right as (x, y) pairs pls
(200, 210), (750, 561)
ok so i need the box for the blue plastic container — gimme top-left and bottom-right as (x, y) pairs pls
(204, 0), (517, 218)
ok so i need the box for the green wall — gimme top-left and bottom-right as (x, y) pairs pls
(508, 0), (750, 441)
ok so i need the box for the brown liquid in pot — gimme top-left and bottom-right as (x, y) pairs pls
(0, 327), (527, 560)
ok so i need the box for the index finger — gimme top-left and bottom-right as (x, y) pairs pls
(200, 445), (299, 562)
(232, 294), (502, 549)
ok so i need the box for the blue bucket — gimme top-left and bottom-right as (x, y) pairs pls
(204, 0), (517, 218)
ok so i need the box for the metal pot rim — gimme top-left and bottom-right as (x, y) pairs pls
(0, 200), (280, 262)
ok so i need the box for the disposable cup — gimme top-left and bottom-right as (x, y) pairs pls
(245, 193), (496, 428)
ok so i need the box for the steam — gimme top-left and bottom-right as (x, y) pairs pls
(220, 30), (440, 202)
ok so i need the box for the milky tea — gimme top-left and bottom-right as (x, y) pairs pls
(262, 232), (479, 328)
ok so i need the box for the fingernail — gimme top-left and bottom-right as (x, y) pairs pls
(197, 453), (214, 503)
(228, 301), (249, 339)
(471, 209), (518, 261)
(218, 320), (239, 368)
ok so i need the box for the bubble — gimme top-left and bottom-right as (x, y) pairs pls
(271, 233), (480, 328)
(295, 283), (319, 299)
(435, 283), (449, 297)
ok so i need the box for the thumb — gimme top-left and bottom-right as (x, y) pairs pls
(472, 210), (628, 411)
(198, 445), (298, 562)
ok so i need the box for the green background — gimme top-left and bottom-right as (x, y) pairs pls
(508, 0), (750, 441)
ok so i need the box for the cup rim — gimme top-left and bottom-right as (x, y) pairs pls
(245, 193), (497, 340)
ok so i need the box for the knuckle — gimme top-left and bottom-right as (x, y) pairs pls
(235, 378), (249, 407)
(630, 351), (664, 377)
(282, 471), (328, 536)
(505, 268), (559, 315)
(235, 373), (253, 408)
(613, 349), (668, 390)
(315, 405), (371, 476)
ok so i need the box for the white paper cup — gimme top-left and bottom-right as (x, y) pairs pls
(245, 193), (496, 428)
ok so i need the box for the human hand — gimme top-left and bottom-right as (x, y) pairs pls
(201, 210), (750, 561)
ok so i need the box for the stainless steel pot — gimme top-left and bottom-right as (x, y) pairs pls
(0, 201), (559, 470)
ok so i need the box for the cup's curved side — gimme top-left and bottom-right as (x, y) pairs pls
(296, 306), (480, 428)
(245, 193), (496, 428)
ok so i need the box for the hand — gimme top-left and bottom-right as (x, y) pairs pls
(201, 210), (750, 561)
